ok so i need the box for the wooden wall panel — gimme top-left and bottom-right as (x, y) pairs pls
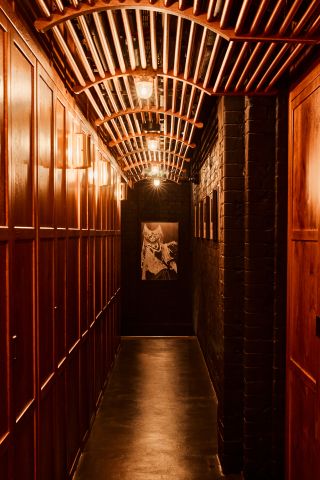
(38, 239), (54, 386)
(79, 338), (90, 442)
(0, 242), (9, 441)
(80, 237), (88, 334)
(55, 238), (66, 365)
(287, 66), (320, 479)
(66, 237), (79, 350)
(95, 237), (102, 315)
(80, 170), (88, 230)
(0, 25), (6, 226)
(88, 237), (95, 324)
(0, 448), (9, 480)
(292, 90), (320, 232)
(14, 408), (35, 480)
(1, 7), (122, 480)
(12, 240), (35, 418)
(102, 236), (107, 306)
(39, 391), (54, 480)
(10, 42), (34, 227)
(55, 99), (66, 228)
(66, 352), (80, 473)
(53, 370), (67, 480)
(38, 76), (54, 227)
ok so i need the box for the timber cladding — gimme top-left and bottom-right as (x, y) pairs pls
(286, 61), (320, 480)
(0, 8), (122, 480)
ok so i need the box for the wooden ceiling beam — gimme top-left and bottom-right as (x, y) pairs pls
(235, 0), (252, 34)
(73, 68), (213, 95)
(220, 0), (233, 29)
(35, 1), (320, 44)
(224, 42), (249, 91)
(95, 107), (204, 128)
(265, 44), (304, 91)
(123, 159), (188, 172)
(34, 1), (229, 39)
(121, 10), (136, 70)
(119, 149), (191, 163)
(255, 44), (289, 90)
(108, 133), (197, 149)
(249, 0), (270, 34)
(278, 0), (303, 36)
(244, 43), (277, 92)
(264, 0), (286, 34)
(150, 11), (158, 70)
(207, 0), (217, 21)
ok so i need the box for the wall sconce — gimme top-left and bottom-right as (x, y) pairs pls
(135, 77), (154, 99)
(68, 132), (91, 169)
(147, 138), (159, 151)
(120, 182), (128, 200)
(88, 165), (98, 185)
(99, 160), (109, 187)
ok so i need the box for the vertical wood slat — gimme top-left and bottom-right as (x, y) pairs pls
(136, 10), (147, 69)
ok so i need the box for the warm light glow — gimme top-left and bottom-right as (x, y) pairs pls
(153, 178), (161, 187)
(147, 138), (159, 151)
(99, 161), (108, 186)
(135, 79), (153, 99)
(88, 166), (98, 185)
(151, 165), (160, 175)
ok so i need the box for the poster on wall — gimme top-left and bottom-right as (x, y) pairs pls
(141, 222), (178, 280)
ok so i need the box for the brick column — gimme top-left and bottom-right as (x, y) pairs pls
(243, 97), (276, 479)
(218, 96), (245, 473)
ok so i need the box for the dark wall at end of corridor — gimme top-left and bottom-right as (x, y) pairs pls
(121, 180), (193, 336)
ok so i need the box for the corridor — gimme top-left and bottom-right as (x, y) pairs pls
(74, 337), (221, 480)
(2, 1), (320, 479)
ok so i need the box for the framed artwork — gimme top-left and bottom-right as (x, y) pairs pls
(199, 200), (204, 238)
(205, 196), (211, 239)
(141, 222), (178, 280)
(194, 203), (200, 238)
(211, 189), (218, 241)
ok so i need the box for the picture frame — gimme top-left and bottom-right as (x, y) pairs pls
(141, 222), (178, 280)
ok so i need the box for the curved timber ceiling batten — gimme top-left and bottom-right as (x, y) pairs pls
(116, 149), (190, 163)
(34, 1), (320, 44)
(108, 133), (197, 149)
(96, 107), (203, 128)
(74, 69), (214, 96)
(31, 0), (320, 183)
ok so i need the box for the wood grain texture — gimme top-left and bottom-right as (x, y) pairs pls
(287, 65), (320, 480)
(0, 10), (122, 480)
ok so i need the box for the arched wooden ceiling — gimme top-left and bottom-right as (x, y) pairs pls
(28, 0), (320, 182)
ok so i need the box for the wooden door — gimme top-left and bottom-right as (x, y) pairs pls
(287, 65), (320, 480)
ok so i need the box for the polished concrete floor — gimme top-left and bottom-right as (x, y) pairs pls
(74, 337), (227, 480)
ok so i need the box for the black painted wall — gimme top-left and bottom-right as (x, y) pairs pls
(121, 179), (193, 335)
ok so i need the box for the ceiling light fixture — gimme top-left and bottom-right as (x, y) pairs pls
(151, 165), (160, 175)
(135, 77), (153, 99)
(147, 138), (159, 151)
(153, 178), (161, 187)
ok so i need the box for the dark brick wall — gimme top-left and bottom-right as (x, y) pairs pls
(121, 179), (193, 335)
(243, 97), (276, 479)
(193, 96), (287, 478)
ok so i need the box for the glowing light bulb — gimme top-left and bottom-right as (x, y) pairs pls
(151, 165), (159, 175)
(153, 178), (161, 187)
(135, 79), (153, 99)
(147, 138), (159, 151)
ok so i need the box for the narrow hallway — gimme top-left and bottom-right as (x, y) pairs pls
(74, 337), (221, 480)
